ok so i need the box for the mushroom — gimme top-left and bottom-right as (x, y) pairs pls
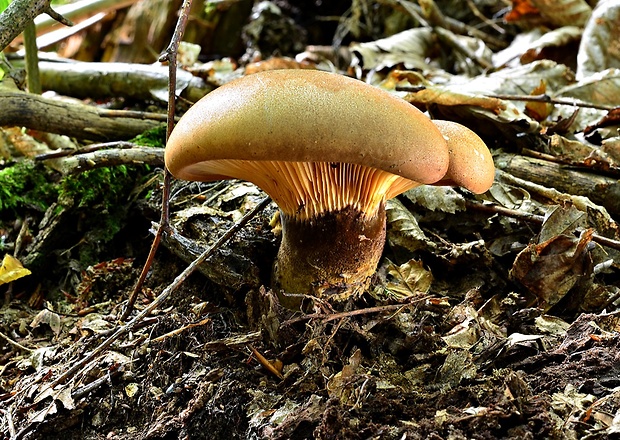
(431, 120), (495, 194)
(164, 69), (492, 305)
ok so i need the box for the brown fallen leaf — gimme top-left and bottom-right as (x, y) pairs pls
(510, 229), (594, 310)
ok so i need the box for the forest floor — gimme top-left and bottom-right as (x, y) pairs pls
(2, 1), (620, 439)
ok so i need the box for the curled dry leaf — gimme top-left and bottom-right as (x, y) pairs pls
(525, 80), (554, 121)
(548, 133), (620, 171)
(404, 87), (505, 114)
(577, 0), (620, 79)
(457, 60), (575, 97)
(385, 198), (434, 253)
(404, 186), (466, 214)
(507, 0), (591, 27)
(520, 26), (582, 65)
(383, 258), (433, 300)
(326, 349), (362, 405)
(29, 309), (62, 335)
(510, 228), (594, 311)
(554, 69), (620, 129)
(350, 28), (434, 72)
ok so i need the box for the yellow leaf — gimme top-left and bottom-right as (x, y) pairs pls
(0, 254), (32, 285)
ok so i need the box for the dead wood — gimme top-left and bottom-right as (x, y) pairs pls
(495, 152), (620, 219)
(34, 60), (212, 103)
(0, 0), (72, 50)
(46, 146), (164, 174)
(0, 87), (162, 141)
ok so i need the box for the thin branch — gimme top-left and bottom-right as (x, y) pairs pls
(35, 141), (139, 160)
(0, 0), (73, 51)
(465, 0), (506, 35)
(394, 87), (617, 112)
(121, 0), (194, 321)
(485, 93), (616, 111)
(99, 109), (174, 122)
(41, 4), (73, 26)
(42, 146), (164, 174)
(23, 21), (41, 94)
(465, 201), (620, 251)
(43, 196), (270, 391)
(283, 299), (427, 326)
(0, 331), (34, 353)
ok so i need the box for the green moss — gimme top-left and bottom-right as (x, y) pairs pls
(58, 164), (152, 266)
(0, 160), (58, 213)
(129, 125), (167, 148)
(1, 125), (163, 267)
(59, 165), (133, 209)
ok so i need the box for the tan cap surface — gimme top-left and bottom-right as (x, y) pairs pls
(165, 69), (449, 185)
(432, 120), (495, 194)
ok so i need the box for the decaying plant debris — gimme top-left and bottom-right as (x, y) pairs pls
(1, 0), (620, 439)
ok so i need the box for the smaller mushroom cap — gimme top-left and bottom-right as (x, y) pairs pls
(431, 120), (495, 194)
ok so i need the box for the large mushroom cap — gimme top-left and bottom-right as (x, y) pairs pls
(432, 120), (495, 194)
(165, 69), (449, 186)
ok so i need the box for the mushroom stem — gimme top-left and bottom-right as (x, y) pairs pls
(272, 204), (387, 307)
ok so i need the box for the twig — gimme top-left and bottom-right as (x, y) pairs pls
(394, 87), (617, 112)
(44, 195), (270, 390)
(283, 300), (424, 326)
(1, 408), (16, 438)
(121, 0), (194, 321)
(0, 331), (34, 353)
(249, 345), (283, 380)
(0, 0), (73, 51)
(393, 0), (506, 49)
(434, 26), (493, 71)
(151, 317), (211, 342)
(521, 148), (620, 179)
(485, 93), (616, 111)
(41, 146), (164, 174)
(35, 141), (138, 160)
(72, 369), (121, 400)
(99, 109), (174, 122)
(465, 0), (506, 34)
(37, 12), (105, 49)
(465, 201), (620, 251)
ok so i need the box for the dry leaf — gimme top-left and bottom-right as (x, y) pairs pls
(385, 198), (434, 253)
(510, 229), (594, 310)
(30, 309), (62, 335)
(0, 254), (32, 285)
(577, 0), (620, 79)
(520, 26), (582, 65)
(350, 28), (434, 72)
(384, 258), (433, 299)
(525, 80), (554, 121)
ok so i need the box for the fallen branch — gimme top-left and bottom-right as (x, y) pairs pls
(0, 86), (162, 141)
(43, 146), (164, 174)
(0, 0), (72, 51)
(121, 0), (195, 320)
(494, 153), (620, 219)
(37, 196), (270, 394)
(33, 0), (137, 36)
(465, 201), (620, 251)
(32, 60), (211, 103)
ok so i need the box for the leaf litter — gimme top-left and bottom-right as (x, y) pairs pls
(1, 1), (620, 439)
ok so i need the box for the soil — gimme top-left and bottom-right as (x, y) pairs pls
(1, 177), (619, 440)
(2, 1), (620, 439)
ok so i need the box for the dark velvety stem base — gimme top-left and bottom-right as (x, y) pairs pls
(272, 204), (386, 307)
